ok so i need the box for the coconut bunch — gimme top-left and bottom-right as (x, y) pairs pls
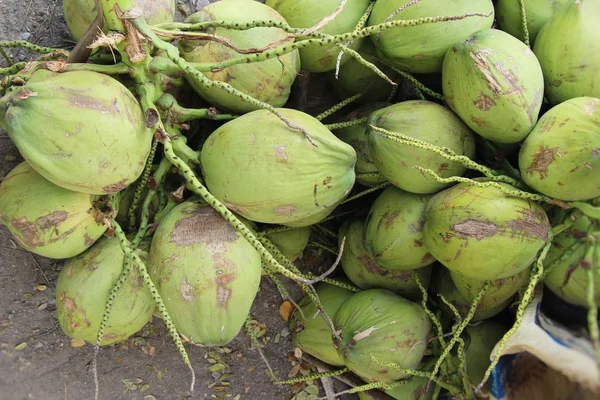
(0, 0), (599, 399)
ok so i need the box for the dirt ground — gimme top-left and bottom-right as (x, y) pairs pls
(0, 1), (356, 399)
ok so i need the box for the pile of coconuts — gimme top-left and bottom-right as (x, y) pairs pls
(0, 0), (599, 398)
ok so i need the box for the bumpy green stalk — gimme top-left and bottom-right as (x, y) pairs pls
(325, 117), (369, 130)
(340, 182), (390, 204)
(316, 93), (364, 121)
(415, 273), (446, 348)
(0, 63), (26, 76)
(0, 47), (12, 65)
(128, 139), (159, 228)
(0, 40), (67, 54)
(584, 238), (600, 366)
(429, 282), (490, 382)
(369, 125), (520, 186)
(376, 58), (444, 101)
(518, 0), (530, 47)
(112, 220), (195, 391)
(370, 358), (460, 394)
(308, 241), (339, 256)
(475, 240), (553, 394)
(156, 94), (237, 122)
(275, 368), (349, 385)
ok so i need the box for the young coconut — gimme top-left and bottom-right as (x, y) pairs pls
(544, 214), (600, 307)
(179, 0), (300, 114)
(201, 108), (357, 227)
(450, 268), (531, 311)
(533, 0), (600, 104)
(56, 237), (155, 345)
(364, 186), (435, 271)
(328, 40), (398, 103)
(442, 28), (545, 144)
(433, 268), (511, 322)
(0, 162), (107, 259)
(335, 102), (388, 187)
(367, 0), (494, 74)
(289, 282), (354, 366)
(367, 101), (476, 194)
(339, 218), (432, 301)
(63, 0), (175, 41)
(495, 0), (571, 44)
(266, 0), (371, 72)
(357, 376), (434, 400)
(333, 289), (432, 383)
(148, 201), (262, 346)
(0, 71), (153, 194)
(264, 226), (311, 262)
(518, 97), (600, 201)
(423, 181), (551, 280)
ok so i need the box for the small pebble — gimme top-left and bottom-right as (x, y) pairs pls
(20, 32), (30, 41)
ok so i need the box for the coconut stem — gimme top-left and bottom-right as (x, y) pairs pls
(584, 237), (600, 366)
(275, 368), (350, 385)
(340, 182), (390, 205)
(369, 125), (521, 187)
(316, 93), (364, 121)
(518, 0), (531, 47)
(128, 139), (159, 228)
(369, 358), (459, 394)
(155, 93), (237, 123)
(325, 116), (369, 130)
(429, 282), (490, 383)
(475, 239), (553, 394)
(415, 273), (447, 348)
(375, 58), (444, 101)
(0, 40), (66, 55)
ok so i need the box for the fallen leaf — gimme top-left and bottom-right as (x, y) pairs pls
(37, 303), (48, 311)
(140, 384), (150, 393)
(14, 342), (27, 351)
(144, 396), (156, 400)
(294, 348), (303, 359)
(70, 339), (86, 348)
(208, 363), (226, 373)
(35, 284), (47, 291)
(279, 301), (294, 321)
(288, 363), (301, 378)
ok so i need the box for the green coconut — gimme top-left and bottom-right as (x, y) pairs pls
(0, 162), (107, 259)
(423, 182), (551, 280)
(265, 226), (311, 262)
(0, 71), (152, 194)
(266, 0), (371, 72)
(450, 268), (530, 311)
(533, 0), (600, 104)
(56, 237), (155, 345)
(495, 0), (571, 44)
(367, 101), (476, 194)
(335, 102), (388, 187)
(329, 40), (398, 103)
(201, 108), (356, 226)
(518, 97), (600, 201)
(339, 218), (432, 300)
(357, 376), (434, 400)
(433, 268), (511, 322)
(464, 321), (507, 387)
(367, 0), (494, 74)
(179, 0), (300, 114)
(148, 201), (262, 346)
(63, 0), (175, 41)
(442, 28), (545, 143)
(289, 282), (354, 366)
(334, 289), (431, 383)
(544, 214), (600, 307)
(364, 186), (434, 271)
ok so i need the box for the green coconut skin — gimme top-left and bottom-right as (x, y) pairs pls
(289, 282), (354, 366)
(450, 268), (530, 311)
(266, 0), (370, 72)
(329, 40), (398, 103)
(63, 0), (175, 41)
(518, 97), (600, 201)
(434, 267), (510, 322)
(0, 162), (107, 259)
(334, 289), (432, 383)
(495, 0), (571, 44)
(544, 215), (600, 307)
(464, 321), (507, 386)
(148, 201), (262, 346)
(179, 0), (300, 114)
(364, 186), (435, 271)
(339, 219), (432, 301)
(368, 0), (494, 74)
(423, 182), (551, 280)
(265, 226), (311, 262)
(335, 103), (388, 187)
(533, 0), (600, 105)
(56, 237), (155, 346)
(442, 28), (545, 144)
(0, 71), (152, 194)
(368, 101), (476, 194)
(201, 108), (357, 226)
